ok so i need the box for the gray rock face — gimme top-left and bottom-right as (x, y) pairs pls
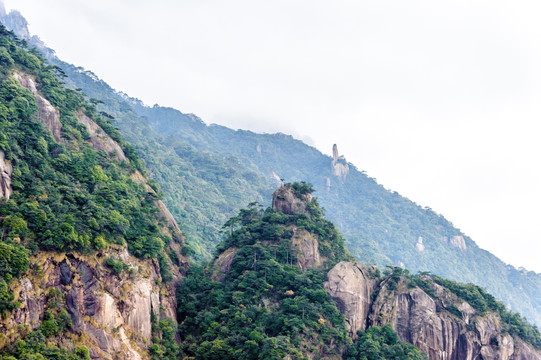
(77, 113), (128, 162)
(13, 71), (131, 163)
(0, 150), (12, 199)
(325, 261), (541, 360)
(291, 227), (322, 271)
(0, 8), (30, 40)
(212, 247), (239, 281)
(272, 185), (312, 215)
(1, 250), (178, 360)
(450, 236), (467, 250)
(331, 144), (349, 182)
(14, 72), (63, 142)
(324, 261), (377, 336)
(513, 339), (541, 360)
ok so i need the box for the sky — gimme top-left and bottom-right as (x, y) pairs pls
(4, 0), (541, 273)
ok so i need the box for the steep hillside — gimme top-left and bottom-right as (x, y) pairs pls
(177, 184), (541, 359)
(1, 6), (538, 329)
(133, 101), (541, 329)
(0, 26), (186, 359)
(176, 184), (427, 359)
(47, 64), (273, 259)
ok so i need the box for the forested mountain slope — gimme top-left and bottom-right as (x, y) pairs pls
(177, 184), (541, 359)
(1, 7), (538, 329)
(0, 25), (186, 359)
(138, 103), (541, 325)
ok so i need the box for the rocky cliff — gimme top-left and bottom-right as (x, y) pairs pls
(0, 45), (188, 358)
(77, 112), (128, 161)
(0, 247), (176, 359)
(324, 262), (378, 334)
(272, 184), (312, 215)
(325, 261), (541, 360)
(0, 150), (11, 199)
(14, 72), (63, 142)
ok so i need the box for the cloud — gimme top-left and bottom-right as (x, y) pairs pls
(5, 0), (541, 272)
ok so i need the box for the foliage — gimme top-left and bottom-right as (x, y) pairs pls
(287, 181), (314, 198)
(430, 275), (541, 349)
(0, 331), (90, 359)
(13, 8), (541, 330)
(149, 317), (180, 360)
(48, 46), (541, 329)
(38, 61), (275, 261)
(0, 27), (170, 260)
(345, 324), (428, 360)
(104, 256), (129, 276)
(0, 26), (177, 347)
(0, 286), (82, 359)
(177, 196), (352, 359)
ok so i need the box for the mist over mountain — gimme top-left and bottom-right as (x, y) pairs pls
(0, 4), (540, 359)
(0, 3), (538, 329)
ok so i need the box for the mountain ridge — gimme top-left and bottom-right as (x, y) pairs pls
(0, 6), (538, 330)
(177, 184), (541, 359)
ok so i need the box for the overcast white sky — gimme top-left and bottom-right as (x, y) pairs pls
(5, 0), (541, 272)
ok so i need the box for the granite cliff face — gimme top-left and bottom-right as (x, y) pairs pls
(272, 184), (312, 215)
(0, 248), (176, 359)
(290, 227), (322, 271)
(0, 150), (11, 199)
(77, 112), (128, 161)
(324, 261), (378, 334)
(0, 65), (188, 358)
(326, 261), (541, 360)
(14, 71), (63, 142)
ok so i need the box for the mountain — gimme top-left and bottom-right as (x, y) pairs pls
(0, 8), (540, 359)
(0, 25), (186, 359)
(177, 184), (541, 359)
(0, 5), (538, 329)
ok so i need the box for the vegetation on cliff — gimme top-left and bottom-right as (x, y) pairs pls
(37, 45), (541, 328)
(385, 267), (541, 350)
(0, 25), (182, 358)
(176, 185), (426, 359)
(345, 324), (428, 360)
(177, 194), (350, 358)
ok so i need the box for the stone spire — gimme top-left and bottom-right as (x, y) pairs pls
(331, 144), (349, 182)
(332, 144), (339, 161)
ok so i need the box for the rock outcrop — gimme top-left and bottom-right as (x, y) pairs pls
(272, 185), (312, 215)
(416, 236), (425, 252)
(326, 261), (541, 360)
(77, 113), (128, 162)
(0, 150), (12, 199)
(14, 72), (62, 142)
(0, 7), (30, 40)
(13, 71), (129, 162)
(291, 227), (322, 271)
(450, 235), (467, 250)
(211, 247), (239, 281)
(331, 144), (349, 182)
(324, 262), (378, 335)
(270, 171), (283, 185)
(1, 248), (176, 360)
